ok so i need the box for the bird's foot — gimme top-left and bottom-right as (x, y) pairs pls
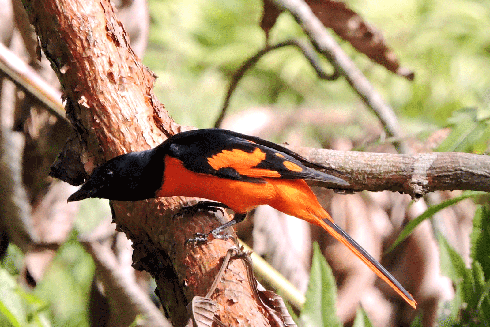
(185, 230), (233, 245)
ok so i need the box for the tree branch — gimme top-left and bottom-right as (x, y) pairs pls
(0, 42), (68, 125)
(273, 0), (409, 153)
(294, 146), (490, 197)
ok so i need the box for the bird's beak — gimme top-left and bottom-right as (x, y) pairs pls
(67, 185), (95, 202)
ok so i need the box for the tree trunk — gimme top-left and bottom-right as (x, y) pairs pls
(21, 0), (271, 325)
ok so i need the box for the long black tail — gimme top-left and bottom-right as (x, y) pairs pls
(320, 217), (416, 308)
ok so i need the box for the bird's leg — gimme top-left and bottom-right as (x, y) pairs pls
(209, 213), (247, 239)
(186, 212), (247, 245)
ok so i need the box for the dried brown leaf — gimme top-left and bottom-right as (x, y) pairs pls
(188, 296), (220, 327)
(261, 0), (414, 79)
(257, 288), (297, 327)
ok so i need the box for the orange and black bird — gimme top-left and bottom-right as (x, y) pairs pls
(68, 128), (416, 308)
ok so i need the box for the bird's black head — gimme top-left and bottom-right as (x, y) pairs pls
(67, 148), (164, 202)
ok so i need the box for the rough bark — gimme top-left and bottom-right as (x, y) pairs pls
(296, 147), (490, 198)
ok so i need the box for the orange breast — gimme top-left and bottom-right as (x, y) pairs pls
(156, 157), (332, 223)
(156, 157), (276, 213)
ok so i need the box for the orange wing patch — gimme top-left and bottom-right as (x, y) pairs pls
(208, 147), (265, 169)
(283, 161), (303, 172)
(208, 148), (281, 178)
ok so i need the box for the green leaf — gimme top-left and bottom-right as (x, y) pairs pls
(461, 261), (490, 325)
(437, 233), (467, 321)
(436, 107), (490, 153)
(299, 243), (341, 327)
(472, 261), (490, 316)
(409, 314), (423, 327)
(0, 269), (25, 327)
(437, 231), (490, 324)
(470, 206), (490, 324)
(438, 233), (468, 282)
(33, 240), (94, 327)
(352, 308), (374, 327)
(386, 191), (484, 253)
(470, 206), (490, 279)
(472, 261), (485, 304)
(476, 276), (490, 313)
(0, 268), (52, 327)
(0, 301), (19, 327)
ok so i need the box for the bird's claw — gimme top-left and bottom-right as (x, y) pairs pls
(185, 229), (232, 246)
(181, 201), (234, 245)
(211, 230), (232, 241)
(185, 232), (209, 245)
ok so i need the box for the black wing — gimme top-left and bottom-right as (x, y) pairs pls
(160, 129), (348, 186)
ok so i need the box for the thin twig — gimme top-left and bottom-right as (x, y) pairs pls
(0, 42), (69, 125)
(205, 247), (239, 298)
(272, 0), (409, 154)
(214, 39), (339, 128)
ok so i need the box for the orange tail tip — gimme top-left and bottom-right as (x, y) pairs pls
(319, 217), (417, 309)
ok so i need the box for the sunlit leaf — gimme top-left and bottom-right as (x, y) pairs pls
(352, 307), (374, 327)
(299, 243), (341, 327)
(470, 206), (490, 279)
(438, 210), (490, 325)
(387, 191), (484, 253)
(0, 269), (25, 327)
(436, 107), (490, 153)
(438, 233), (467, 321)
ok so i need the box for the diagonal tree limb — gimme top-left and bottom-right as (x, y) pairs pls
(81, 227), (171, 327)
(0, 41), (68, 125)
(273, 0), (409, 154)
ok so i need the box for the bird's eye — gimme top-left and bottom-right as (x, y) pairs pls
(98, 169), (114, 182)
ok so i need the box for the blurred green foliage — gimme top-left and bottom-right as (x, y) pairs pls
(436, 107), (490, 153)
(146, 0), (490, 142)
(0, 239), (93, 327)
(0, 265), (50, 327)
(146, 0), (361, 129)
(438, 206), (490, 325)
(356, 0), (490, 124)
(387, 191), (486, 253)
(352, 308), (375, 327)
(1, 201), (98, 327)
(33, 240), (94, 327)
